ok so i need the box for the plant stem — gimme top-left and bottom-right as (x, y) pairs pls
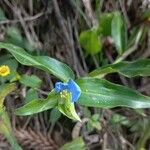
(136, 121), (150, 150)
(114, 26), (144, 63)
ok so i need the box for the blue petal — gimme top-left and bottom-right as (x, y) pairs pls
(55, 82), (68, 93)
(67, 79), (81, 102)
(54, 79), (81, 102)
(55, 82), (62, 93)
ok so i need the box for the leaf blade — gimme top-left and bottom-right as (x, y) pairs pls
(89, 59), (150, 78)
(0, 83), (16, 107)
(19, 74), (42, 88)
(60, 137), (85, 150)
(80, 29), (102, 55)
(15, 91), (58, 116)
(111, 12), (126, 54)
(77, 78), (150, 108)
(0, 42), (75, 81)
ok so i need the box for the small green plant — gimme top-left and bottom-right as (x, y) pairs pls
(0, 9), (150, 150)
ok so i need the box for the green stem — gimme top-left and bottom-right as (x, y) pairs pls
(136, 121), (150, 150)
(114, 26), (144, 63)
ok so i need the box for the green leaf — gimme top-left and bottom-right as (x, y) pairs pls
(60, 137), (85, 150)
(111, 12), (126, 54)
(91, 114), (100, 122)
(88, 114), (101, 131)
(0, 42), (75, 81)
(89, 59), (150, 78)
(15, 91), (58, 116)
(20, 74), (42, 88)
(87, 118), (101, 132)
(0, 83), (16, 107)
(136, 122), (150, 150)
(0, 84), (16, 130)
(25, 89), (39, 103)
(57, 91), (81, 121)
(99, 13), (114, 36)
(127, 27), (141, 49)
(77, 78), (150, 108)
(0, 110), (22, 150)
(0, 83), (22, 150)
(80, 29), (102, 55)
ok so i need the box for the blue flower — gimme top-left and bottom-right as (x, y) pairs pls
(55, 79), (81, 102)
(55, 82), (68, 93)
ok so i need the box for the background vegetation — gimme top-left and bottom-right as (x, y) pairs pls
(0, 0), (150, 149)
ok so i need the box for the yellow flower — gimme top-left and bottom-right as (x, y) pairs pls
(0, 65), (10, 76)
(148, 17), (150, 22)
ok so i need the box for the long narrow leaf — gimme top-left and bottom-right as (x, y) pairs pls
(77, 78), (150, 108)
(0, 110), (22, 150)
(0, 83), (22, 150)
(111, 12), (126, 54)
(0, 83), (16, 109)
(15, 91), (58, 116)
(0, 42), (75, 81)
(89, 59), (150, 78)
